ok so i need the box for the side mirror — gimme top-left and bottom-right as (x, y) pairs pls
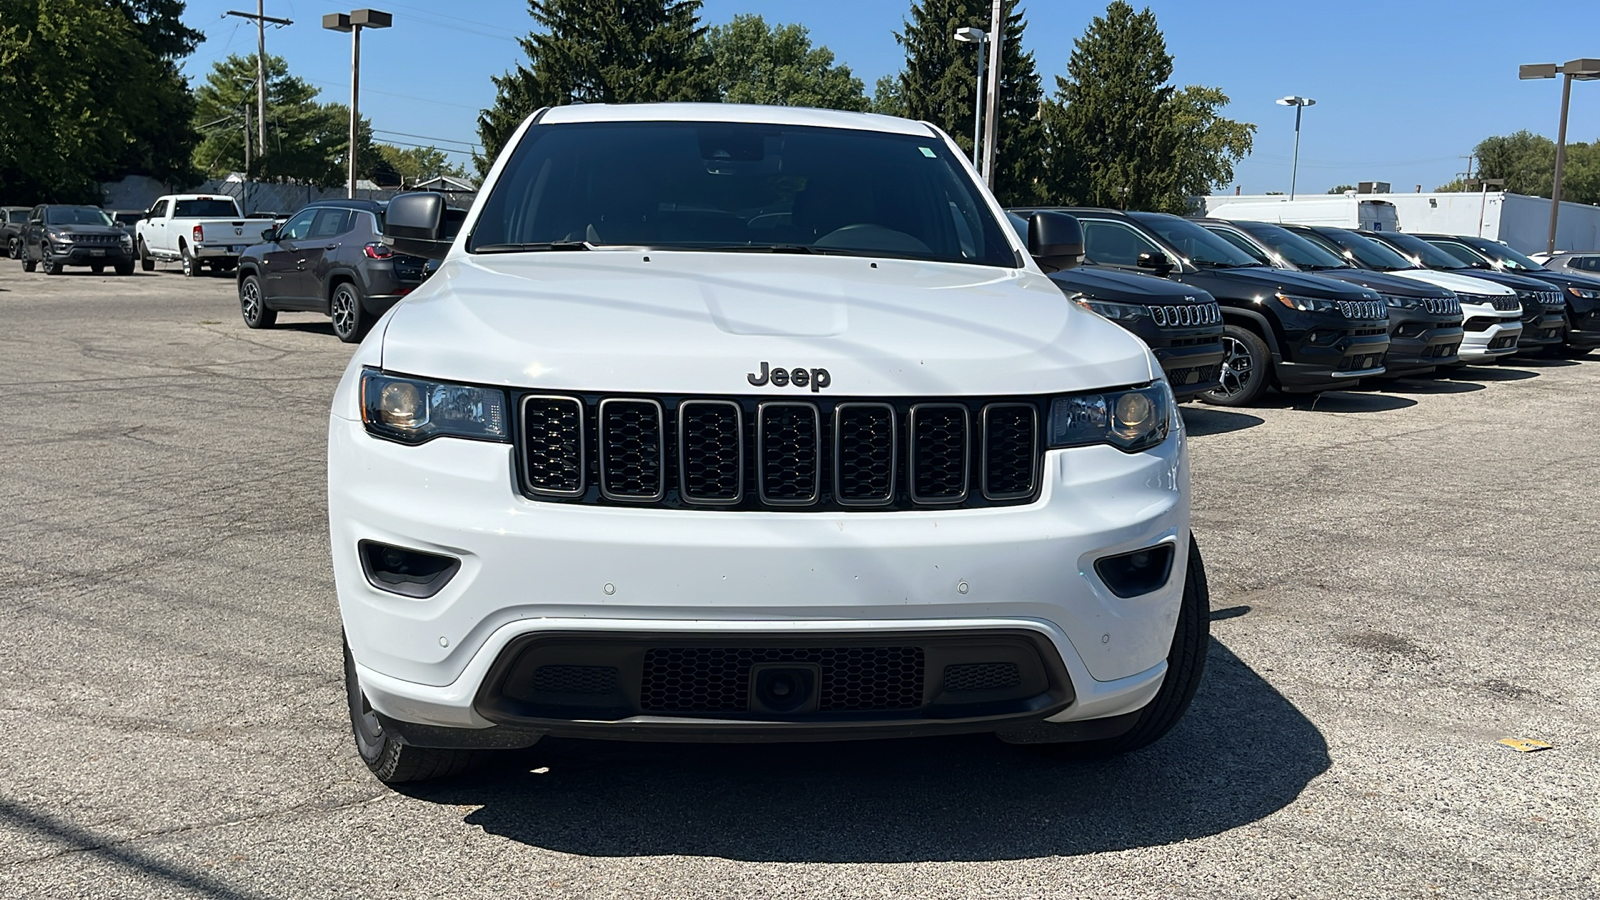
(1136, 252), (1172, 273)
(261, 227), (277, 242)
(383, 191), (451, 260)
(1026, 211), (1084, 273)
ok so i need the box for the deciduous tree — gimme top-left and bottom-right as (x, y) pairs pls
(704, 15), (867, 111)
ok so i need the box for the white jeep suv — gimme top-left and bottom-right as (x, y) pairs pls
(329, 104), (1208, 783)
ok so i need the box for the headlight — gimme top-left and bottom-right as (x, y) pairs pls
(1382, 294), (1423, 309)
(1074, 296), (1148, 320)
(1455, 292), (1495, 305)
(119, 233), (133, 246)
(1048, 383), (1172, 453)
(360, 370), (509, 444)
(1273, 293), (1338, 313)
(52, 231), (73, 244)
(1566, 286), (1600, 300)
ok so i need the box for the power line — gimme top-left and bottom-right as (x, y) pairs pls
(303, 78), (483, 110)
(372, 129), (481, 149)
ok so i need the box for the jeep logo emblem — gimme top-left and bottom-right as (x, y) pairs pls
(747, 362), (831, 392)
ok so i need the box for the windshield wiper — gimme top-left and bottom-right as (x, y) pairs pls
(683, 243), (835, 255)
(473, 241), (594, 253)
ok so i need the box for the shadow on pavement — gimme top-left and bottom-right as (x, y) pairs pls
(406, 639), (1328, 862)
(1256, 391), (1417, 413)
(1445, 365), (1537, 382)
(1500, 356), (1578, 368)
(1180, 406), (1265, 437)
(273, 321), (337, 337)
(1357, 377), (1485, 395)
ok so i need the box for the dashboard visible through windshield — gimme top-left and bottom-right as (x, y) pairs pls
(469, 120), (1018, 267)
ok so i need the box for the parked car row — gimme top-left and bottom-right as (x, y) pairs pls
(9, 205), (137, 275)
(1002, 205), (1600, 408)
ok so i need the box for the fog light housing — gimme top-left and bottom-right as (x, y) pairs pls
(749, 664), (819, 714)
(1094, 543), (1175, 598)
(358, 540), (460, 598)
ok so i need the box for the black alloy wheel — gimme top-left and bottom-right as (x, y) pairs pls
(238, 274), (277, 329)
(330, 282), (369, 343)
(39, 245), (59, 275)
(1200, 324), (1270, 407)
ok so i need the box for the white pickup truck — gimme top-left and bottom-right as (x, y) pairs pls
(135, 194), (254, 277)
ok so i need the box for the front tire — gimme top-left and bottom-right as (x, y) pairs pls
(1003, 536), (1210, 756)
(138, 239), (154, 271)
(345, 641), (480, 784)
(239, 274), (277, 329)
(330, 282), (371, 343)
(1200, 324), (1271, 407)
(40, 247), (60, 275)
(115, 261), (135, 276)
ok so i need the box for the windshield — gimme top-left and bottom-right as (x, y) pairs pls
(470, 120), (1017, 266)
(1372, 231), (1466, 269)
(1456, 237), (1544, 272)
(46, 206), (113, 226)
(1128, 212), (1261, 267)
(8, 210), (28, 225)
(174, 199), (240, 218)
(1297, 228), (1414, 271)
(1238, 222), (1351, 270)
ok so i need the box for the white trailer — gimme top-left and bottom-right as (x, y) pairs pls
(1204, 195), (1399, 231)
(1202, 191), (1600, 253)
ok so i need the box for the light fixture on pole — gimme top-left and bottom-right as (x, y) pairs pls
(323, 9), (392, 199)
(1276, 96), (1316, 201)
(980, 0), (1004, 188)
(953, 27), (988, 169)
(1518, 58), (1600, 254)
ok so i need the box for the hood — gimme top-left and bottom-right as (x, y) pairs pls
(1175, 265), (1377, 301)
(1050, 265), (1216, 304)
(1382, 269), (1516, 297)
(53, 225), (123, 237)
(1306, 268), (1451, 298)
(380, 252), (1156, 396)
(1513, 267), (1600, 293)
(1439, 268), (1554, 293)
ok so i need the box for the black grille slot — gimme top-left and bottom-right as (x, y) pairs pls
(678, 400), (743, 504)
(981, 403), (1037, 500)
(521, 396), (584, 496)
(639, 646), (925, 713)
(599, 398), (664, 501)
(531, 665), (617, 694)
(909, 404), (970, 503)
(757, 402), (821, 505)
(943, 662), (1021, 692)
(833, 403), (896, 506)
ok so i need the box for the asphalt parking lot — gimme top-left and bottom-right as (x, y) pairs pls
(1, 268), (1596, 899)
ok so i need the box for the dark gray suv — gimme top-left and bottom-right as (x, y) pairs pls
(235, 199), (428, 342)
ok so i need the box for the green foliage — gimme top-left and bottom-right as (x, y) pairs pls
(1454, 130), (1600, 204)
(375, 144), (470, 187)
(871, 74), (906, 117)
(703, 15), (867, 111)
(191, 54), (380, 188)
(478, 0), (715, 172)
(1327, 184), (1357, 194)
(1044, 2), (1253, 213)
(889, 0), (1048, 206)
(0, 0), (196, 203)
(116, 0), (203, 59)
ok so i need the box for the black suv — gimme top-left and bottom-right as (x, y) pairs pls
(1039, 208), (1389, 406)
(1008, 211), (1225, 398)
(1417, 233), (1600, 357)
(236, 199), (427, 342)
(3, 206), (30, 258)
(1360, 230), (1566, 354)
(19, 205), (136, 275)
(1198, 218), (1463, 376)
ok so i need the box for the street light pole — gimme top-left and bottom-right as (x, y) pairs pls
(1519, 59), (1599, 254)
(324, 9), (392, 199)
(981, 0), (1004, 188)
(953, 27), (987, 169)
(1276, 96), (1315, 200)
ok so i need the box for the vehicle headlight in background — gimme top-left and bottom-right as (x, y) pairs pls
(1273, 293), (1338, 313)
(1382, 294), (1422, 309)
(1567, 286), (1600, 300)
(52, 231), (73, 244)
(361, 370), (509, 444)
(1048, 383), (1172, 453)
(1073, 295), (1148, 321)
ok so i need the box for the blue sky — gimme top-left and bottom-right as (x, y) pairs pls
(178, 0), (1600, 195)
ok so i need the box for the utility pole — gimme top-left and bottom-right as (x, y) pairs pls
(324, 11), (393, 199)
(980, 0), (1003, 188)
(225, 6), (293, 163)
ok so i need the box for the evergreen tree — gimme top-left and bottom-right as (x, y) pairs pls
(704, 15), (868, 111)
(1044, 2), (1253, 212)
(477, 0), (715, 173)
(890, 0), (1046, 205)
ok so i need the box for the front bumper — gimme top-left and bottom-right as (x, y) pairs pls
(1513, 309), (1566, 350)
(1385, 311), (1463, 374)
(330, 411), (1191, 738)
(1566, 309), (1600, 349)
(56, 246), (134, 265)
(1458, 306), (1523, 362)
(1151, 338), (1225, 398)
(1276, 324), (1390, 391)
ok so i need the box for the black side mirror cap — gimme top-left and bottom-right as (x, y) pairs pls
(260, 228), (276, 242)
(1136, 252), (1172, 273)
(1027, 211), (1084, 273)
(383, 191), (452, 260)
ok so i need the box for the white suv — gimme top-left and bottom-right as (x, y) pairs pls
(329, 104), (1208, 783)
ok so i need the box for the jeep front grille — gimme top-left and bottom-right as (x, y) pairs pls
(516, 394), (1042, 511)
(639, 646), (925, 713)
(1423, 297), (1461, 316)
(1148, 302), (1221, 328)
(1338, 299), (1387, 320)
